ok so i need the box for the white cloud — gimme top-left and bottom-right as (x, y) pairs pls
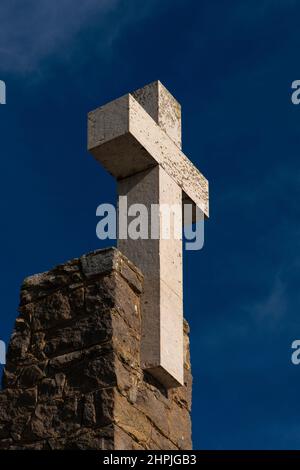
(0, 0), (120, 73)
(251, 277), (287, 324)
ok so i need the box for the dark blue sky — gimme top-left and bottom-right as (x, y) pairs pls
(1, 0), (300, 450)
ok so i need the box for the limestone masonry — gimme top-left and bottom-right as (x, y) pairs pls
(0, 248), (192, 450)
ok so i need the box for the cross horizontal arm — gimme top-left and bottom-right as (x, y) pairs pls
(88, 94), (209, 217)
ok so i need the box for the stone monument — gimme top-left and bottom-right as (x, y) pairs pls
(0, 81), (209, 450)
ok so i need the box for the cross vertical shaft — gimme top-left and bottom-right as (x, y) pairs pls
(118, 82), (183, 387)
(118, 166), (183, 387)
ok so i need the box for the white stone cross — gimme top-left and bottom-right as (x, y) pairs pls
(88, 81), (209, 388)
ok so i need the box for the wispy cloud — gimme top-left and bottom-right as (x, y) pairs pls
(198, 275), (288, 352)
(250, 277), (287, 325)
(0, 0), (120, 73)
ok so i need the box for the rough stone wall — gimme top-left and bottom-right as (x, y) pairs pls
(0, 248), (192, 450)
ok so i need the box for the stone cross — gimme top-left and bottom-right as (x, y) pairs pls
(88, 81), (209, 388)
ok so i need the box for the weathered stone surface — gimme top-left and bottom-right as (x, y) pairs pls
(7, 328), (31, 362)
(20, 259), (81, 306)
(81, 248), (143, 294)
(88, 89), (209, 216)
(0, 247), (192, 450)
(18, 365), (45, 388)
(31, 292), (72, 331)
(132, 81), (182, 149)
